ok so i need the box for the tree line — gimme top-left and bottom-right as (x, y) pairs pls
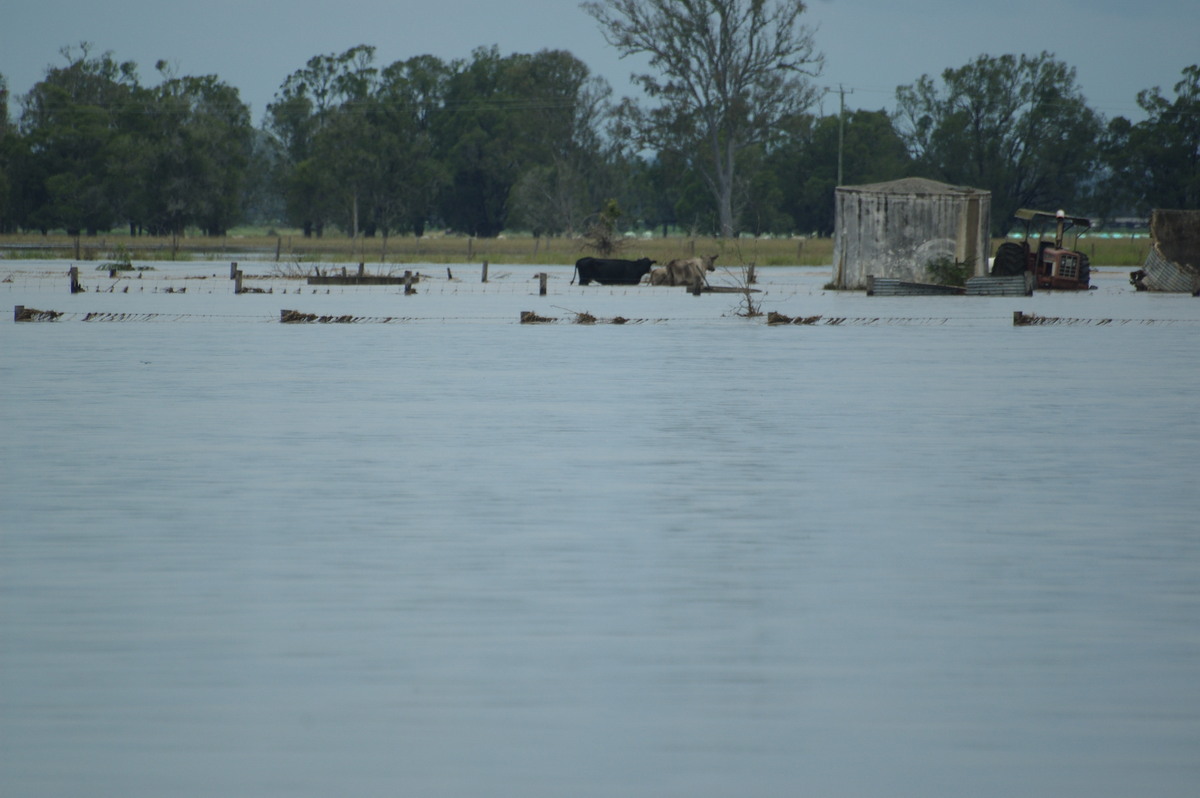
(0, 35), (1196, 240)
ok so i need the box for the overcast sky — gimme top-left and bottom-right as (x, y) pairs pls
(3, 0), (1196, 125)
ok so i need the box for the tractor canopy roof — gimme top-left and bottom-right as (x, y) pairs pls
(1014, 208), (1092, 230)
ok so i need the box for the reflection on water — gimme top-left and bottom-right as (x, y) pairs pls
(2, 267), (1199, 797)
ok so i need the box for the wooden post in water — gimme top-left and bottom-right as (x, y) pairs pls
(358, 262), (365, 280)
(538, 273), (547, 296)
(481, 260), (489, 283)
(69, 266), (82, 294)
(234, 269), (244, 295)
(748, 264), (757, 284)
(404, 270), (415, 295)
(14, 305), (24, 322)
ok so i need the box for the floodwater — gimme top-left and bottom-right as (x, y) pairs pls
(2, 259), (1199, 797)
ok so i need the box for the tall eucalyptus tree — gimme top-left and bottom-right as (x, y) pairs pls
(267, 45), (377, 236)
(895, 52), (1102, 233)
(582, 0), (823, 238)
(1099, 65), (1200, 215)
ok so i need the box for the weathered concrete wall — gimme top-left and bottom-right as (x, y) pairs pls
(832, 178), (991, 290)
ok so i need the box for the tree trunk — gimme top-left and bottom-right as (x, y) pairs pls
(718, 181), (735, 238)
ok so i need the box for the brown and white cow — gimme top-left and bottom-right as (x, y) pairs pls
(655, 254), (718, 287)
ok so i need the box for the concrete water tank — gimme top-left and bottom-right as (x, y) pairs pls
(831, 178), (991, 289)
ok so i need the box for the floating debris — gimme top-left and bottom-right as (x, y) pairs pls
(279, 309), (358, 323)
(766, 313), (837, 325)
(520, 310), (556, 324)
(1010, 310), (1200, 326)
(82, 312), (163, 322)
(14, 306), (63, 322)
(306, 275), (422, 286)
(1012, 311), (1112, 326)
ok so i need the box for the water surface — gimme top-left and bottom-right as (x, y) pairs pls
(2, 262), (1198, 797)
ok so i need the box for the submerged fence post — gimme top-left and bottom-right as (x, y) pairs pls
(538, 272), (547, 296)
(14, 305), (23, 322)
(404, 270), (415, 295)
(69, 266), (82, 294)
(234, 269), (243, 295)
(481, 260), (489, 283)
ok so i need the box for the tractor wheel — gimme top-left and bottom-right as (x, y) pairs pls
(991, 242), (1026, 276)
(1078, 253), (1091, 286)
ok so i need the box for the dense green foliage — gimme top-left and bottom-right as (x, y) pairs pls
(6, 45), (251, 236)
(0, 36), (1196, 239)
(896, 53), (1104, 234)
(1096, 65), (1200, 215)
(266, 45), (619, 239)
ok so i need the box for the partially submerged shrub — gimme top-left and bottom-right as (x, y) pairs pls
(925, 255), (971, 287)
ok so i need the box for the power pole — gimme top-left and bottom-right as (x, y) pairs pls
(824, 85), (855, 187)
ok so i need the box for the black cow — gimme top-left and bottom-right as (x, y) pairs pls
(572, 257), (656, 286)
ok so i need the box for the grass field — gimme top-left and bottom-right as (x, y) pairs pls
(0, 229), (1154, 267)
